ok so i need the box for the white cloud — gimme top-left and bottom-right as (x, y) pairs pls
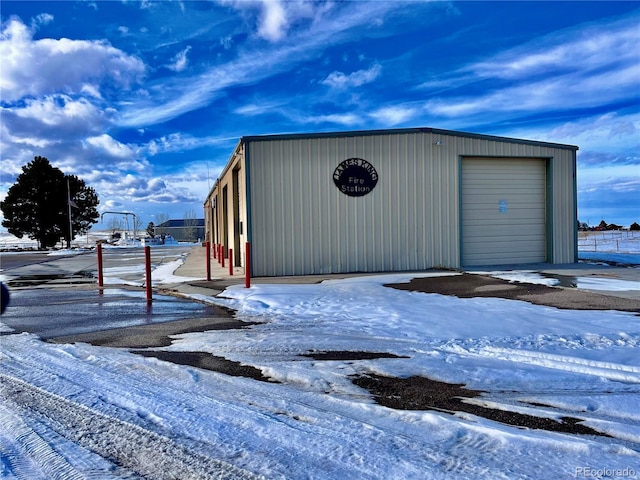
(418, 15), (639, 134)
(218, 0), (324, 42)
(425, 63), (638, 119)
(167, 46), (192, 72)
(234, 102), (282, 116)
(2, 95), (109, 142)
(85, 134), (134, 159)
(547, 112), (640, 152)
(369, 105), (417, 126)
(32, 13), (54, 27)
(0, 17), (145, 101)
(322, 63), (382, 89)
(257, 0), (287, 41)
(471, 17), (639, 80)
(15, 96), (95, 125)
(309, 113), (361, 126)
(80, 84), (102, 99)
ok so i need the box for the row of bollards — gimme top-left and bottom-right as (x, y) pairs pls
(95, 242), (252, 306)
(205, 241), (251, 288)
(96, 243), (154, 304)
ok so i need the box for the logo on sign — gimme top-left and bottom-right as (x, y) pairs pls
(333, 158), (378, 197)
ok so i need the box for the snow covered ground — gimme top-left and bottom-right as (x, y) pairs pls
(1, 234), (639, 479)
(579, 231), (640, 267)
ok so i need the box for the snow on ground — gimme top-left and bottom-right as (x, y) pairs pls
(579, 231), (640, 267)
(1, 233), (639, 479)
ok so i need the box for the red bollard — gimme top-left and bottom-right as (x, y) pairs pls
(206, 241), (211, 281)
(218, 244), (222, 264)
(144, 246), (152, 304)
(97, 243), (104, 287)
(228, 248), (233, 276)
(221, 246), (225, 269)
(245, 242), (251, 288)
(212, 241), (217, 259)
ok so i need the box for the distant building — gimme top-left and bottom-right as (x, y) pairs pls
(156, 219), (205, 243)
(205, 127), (578, 276)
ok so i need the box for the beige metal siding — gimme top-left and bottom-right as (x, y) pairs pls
(205, 144), (248, 268)
(462, 157), (547, 266)
(248, 133), (460, 276)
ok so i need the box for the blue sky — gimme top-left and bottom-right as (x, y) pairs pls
(1, 1), (638, 229)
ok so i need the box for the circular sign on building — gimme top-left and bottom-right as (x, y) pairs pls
(333, 158), (378, 197)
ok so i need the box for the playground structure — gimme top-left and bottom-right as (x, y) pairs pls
(100, 211), (141, 246)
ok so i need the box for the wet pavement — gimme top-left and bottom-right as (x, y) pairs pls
(0, 286), (231, 340)
(0, 245), (238, 340)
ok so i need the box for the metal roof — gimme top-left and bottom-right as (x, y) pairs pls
(241, 127), (579, 151)
(157, 219), (205, 228)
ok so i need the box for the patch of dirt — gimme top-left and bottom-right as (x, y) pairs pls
(131, 350), (276, 382)
(352, 374), (609, 437)
(386, 273), (640, 313)
(50, 316), (256, 348)
(303, 351), (409, 361)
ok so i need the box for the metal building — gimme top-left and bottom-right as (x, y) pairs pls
(204, 128), (578, 277)
(155, 219), (205, 243)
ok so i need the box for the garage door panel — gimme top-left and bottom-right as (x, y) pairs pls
(462, 157), (547, 266)
(464, 215), (546, 225)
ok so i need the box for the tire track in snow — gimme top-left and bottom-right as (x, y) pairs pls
(444, 345), (640, 383)
(0, 374), (263, 480)
(0, 403), (87, 480)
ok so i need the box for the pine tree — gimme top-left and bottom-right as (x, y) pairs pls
(1, 156), (99, 248)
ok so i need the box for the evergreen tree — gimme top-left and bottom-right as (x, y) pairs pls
(1, 156), (99, 248)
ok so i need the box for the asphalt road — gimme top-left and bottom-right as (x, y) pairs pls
(0, 251), (81, 271)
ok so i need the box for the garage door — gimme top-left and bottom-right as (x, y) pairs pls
(462, 157), (547, 266)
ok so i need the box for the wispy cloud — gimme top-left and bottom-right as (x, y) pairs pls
(322, 63), (382, 89)
(118, 1), (404, 127)
(419, 14), (639, 126)
(470, 16), (639, 80)
(307, 113), (362, 126)
(167, 46), (191, 72)
(369, 105), (417, 126)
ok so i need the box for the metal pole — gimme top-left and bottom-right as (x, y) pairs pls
(97, 243), (104, 287)
(245, 242), (250, 288)
(67, 178), (73, 249)
(206, 242), (211, 281)
(228, 248), (233, 276)
(145, 246), (152, 304)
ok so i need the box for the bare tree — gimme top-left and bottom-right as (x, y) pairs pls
(155, 213), (170, 226)
(154, 213), (170, 238)
(183, 209), (198, 242)
(107, 217), (123, 242)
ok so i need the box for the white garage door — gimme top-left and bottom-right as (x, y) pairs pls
(462, 157), (547, 266)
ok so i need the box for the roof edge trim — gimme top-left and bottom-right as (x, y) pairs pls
(241, 127), (579, 151)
